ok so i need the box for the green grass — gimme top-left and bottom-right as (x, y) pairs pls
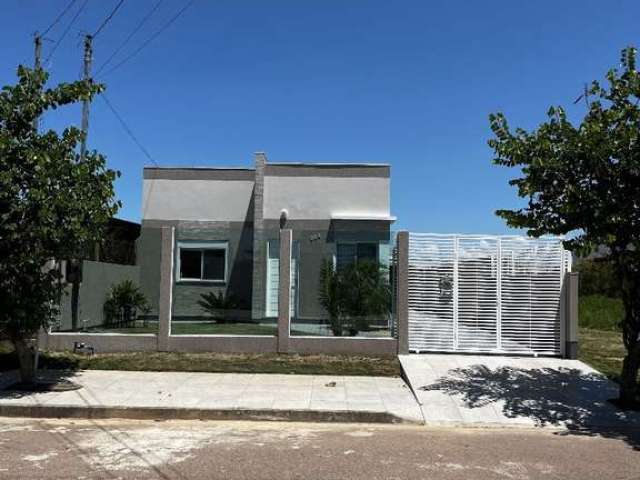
(579, 295), (624, 331)
(579, 327), (627, 382)
(1, 336), (399, 377)
(37, 351), (400, 377)
(85, 322), (279, 336)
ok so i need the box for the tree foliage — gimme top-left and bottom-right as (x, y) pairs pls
(489, 47), (640, 405)
(0, 66), (120, 381)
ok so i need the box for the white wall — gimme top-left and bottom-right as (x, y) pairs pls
(263, 176), (390, 220)
(142, 179), (254, 221)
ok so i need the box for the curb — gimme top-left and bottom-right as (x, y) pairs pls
(0, 404), (418, 424)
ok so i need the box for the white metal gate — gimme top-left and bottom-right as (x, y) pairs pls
(407, 233), (571, 355)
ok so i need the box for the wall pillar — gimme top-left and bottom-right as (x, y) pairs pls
(251, 152), (267, 321)
(396, 231), (409, 354)
(565, 272), (579, 359)
(277, 229), (292, 353)
(157, 226), (174, 351)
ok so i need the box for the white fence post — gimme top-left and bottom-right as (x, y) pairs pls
(496, 238), (502, 351)
(452, 235), (459, 351)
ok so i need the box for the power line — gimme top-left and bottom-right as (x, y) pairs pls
(44, 0), (89, 66)
(100, 0), (195, 78)
(92, 0), (126, 38)
(100, 93), (159, 167)
(95, 0), (164, 76)
(41, 0), (78, 37)
(100, 93), (161, 220)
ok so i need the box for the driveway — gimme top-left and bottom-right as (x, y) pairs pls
(399, 354), (640, 431)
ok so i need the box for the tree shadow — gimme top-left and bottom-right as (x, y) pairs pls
(420, 364), (640, 450)
(0, 368), (80, 399)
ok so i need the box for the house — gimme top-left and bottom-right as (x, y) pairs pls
(137, 152), (395, 329)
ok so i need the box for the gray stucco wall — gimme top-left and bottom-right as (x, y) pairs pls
(57, 260), (140, 331)
(137, 226), (162, 318)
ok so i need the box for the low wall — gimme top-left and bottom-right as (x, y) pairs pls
(44, 333), (157, 353)
(288, 337), (398, 357)
(166, 335), (278, 353)
(43, 228), (401, 358)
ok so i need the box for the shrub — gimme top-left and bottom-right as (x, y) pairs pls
(198, 291), (240, 323)
(103, 280), (150, 327)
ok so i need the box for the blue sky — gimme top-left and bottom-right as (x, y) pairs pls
(2, 1), (639, 233)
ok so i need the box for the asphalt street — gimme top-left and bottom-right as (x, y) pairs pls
(0, 418), (638, 479)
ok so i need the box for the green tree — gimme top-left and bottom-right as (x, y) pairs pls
(488, 47), (640, 406)
(0, 66), (120, 384)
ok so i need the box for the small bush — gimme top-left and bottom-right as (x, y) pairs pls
(197, 291), (240, 323)
(103, 280), (150, 327)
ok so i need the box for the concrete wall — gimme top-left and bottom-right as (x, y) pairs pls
(57, 260), (140, 331)
(142, 169), (254, 222)
(263, 166), (390, 220)
(43, 333), (157, 353)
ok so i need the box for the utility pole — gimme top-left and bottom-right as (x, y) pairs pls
(70, 34), (93, 331)
(34, 32), (42, 69)
(79, 34), (93, 162)
(33, 32), (43, 368)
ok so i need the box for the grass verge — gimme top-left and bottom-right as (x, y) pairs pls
(578, 327), (627, 382)
(1, 347), (400, 377)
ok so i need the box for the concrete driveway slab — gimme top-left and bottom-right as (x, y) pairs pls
(399, 354), (640, 429)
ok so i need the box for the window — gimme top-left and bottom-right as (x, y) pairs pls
(177, 242), (227, 282)
(336, 242), (378, 270)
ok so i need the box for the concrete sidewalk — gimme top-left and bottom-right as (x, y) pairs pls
(399, 354), (640, 429)
(0, 369), (423, 424)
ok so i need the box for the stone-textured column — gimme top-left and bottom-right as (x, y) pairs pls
(396, 231), (410, 354)
(278, 229), (292, 353)
(565, 271), (579, 359)
(251, 152), (267, 321)
(157, 226), (174, 351)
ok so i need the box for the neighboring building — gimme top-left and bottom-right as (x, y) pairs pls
(137, 152), (395, 324)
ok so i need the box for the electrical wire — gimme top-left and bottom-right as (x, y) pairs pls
(95, 0), (163, 76)
(41, 0), (78, 37)
(100, 93), (161, 220)
(92, 0), (126, 38)
(100, 93), (159, 167)
(99, 0), (195, 78)
(44, 0), (89, 66)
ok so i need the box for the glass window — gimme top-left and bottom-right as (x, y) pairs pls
(337, 242), (378, 270)
(180, 249), (202, 279)
(357, 243), (378, 263)
(203, 249), (225, 280)
(177, 242), (227, 282)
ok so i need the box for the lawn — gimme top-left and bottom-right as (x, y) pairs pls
(11, 350), (401, 377)
(1, 334), (399, 377)
(577, 294), (637, 384)
(84, 322), (280, 336)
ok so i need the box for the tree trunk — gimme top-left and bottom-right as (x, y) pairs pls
(614, 255), (640, 406)
(71, 278), (80, 330)
(12, 337), (36, 385)
(619, 343), (640, 406)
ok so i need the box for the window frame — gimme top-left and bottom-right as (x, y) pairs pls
(176, 241), (228, 283)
